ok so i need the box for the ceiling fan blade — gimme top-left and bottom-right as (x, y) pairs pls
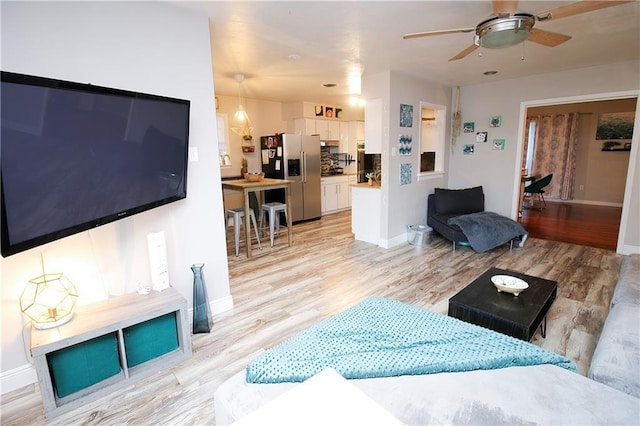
(493, 0), (519, 17)
(536, 1), (633, 21)
(528, 29), (572, 47)
(403, 28), (475, 39)
(449, 44), (480, 61)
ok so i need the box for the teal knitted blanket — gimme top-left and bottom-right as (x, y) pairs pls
(246, 297), (575, 383)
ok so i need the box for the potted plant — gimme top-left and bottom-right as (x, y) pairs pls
(365, 172), (375, 185)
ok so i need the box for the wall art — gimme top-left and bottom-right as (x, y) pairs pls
(493, 138), (506, 150)
(489, 116), (502, 128)
(463, 122), (475, 133)
(336, 108), (343, 119)
(400, 163), (412, 185)
(476, 131), (488, 142)
(399, 134), (412, 156)
(463, 144), (475, 155)
(596, 112), (635, 140)
(325, 107), (334, 118)
(400, 104), (413, 127)
(315, 105), (324, 116)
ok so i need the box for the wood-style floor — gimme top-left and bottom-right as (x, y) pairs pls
(1, 210), (626, 425)
(520, 200), (622, 251)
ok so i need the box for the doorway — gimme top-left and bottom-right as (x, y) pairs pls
(515, 93), (638, 253)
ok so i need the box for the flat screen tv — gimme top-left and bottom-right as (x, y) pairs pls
(1, 71), (190, 257)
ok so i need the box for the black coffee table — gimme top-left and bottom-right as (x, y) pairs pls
(448, 267), (557, 341)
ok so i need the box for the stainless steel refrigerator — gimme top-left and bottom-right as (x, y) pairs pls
(261, 134), (321, 222)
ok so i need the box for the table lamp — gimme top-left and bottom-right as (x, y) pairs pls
(20, 273), (78, 329)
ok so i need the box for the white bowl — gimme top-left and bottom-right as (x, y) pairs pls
(491, 275), (529, 296)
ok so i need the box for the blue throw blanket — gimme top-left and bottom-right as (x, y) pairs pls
(448, 211), (527, 252)
(245, 297), (575, 383)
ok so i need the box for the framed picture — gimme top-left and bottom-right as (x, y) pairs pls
(399, 134), (412, 156)
(336, 108), (343, 119)
(489, 116), (502, 128)
(400, 163), (412, 185)
(463, 144), (475, 155)
(476, 131), (488, 142)
(596, 112), (635, 140)
(325, 107), (334, 118)
(493, 139), (505, 150)
(463, 122), (475, 133)
(400, 104), (413, 127)
(315, 105), (324, 116)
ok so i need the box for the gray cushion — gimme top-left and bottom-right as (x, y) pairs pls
(611, 254), (640, 307)
(434, 186), (484, 215)
(589, 302), (640, 398)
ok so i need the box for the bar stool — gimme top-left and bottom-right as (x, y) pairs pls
(259, 202), (288, 247)
(226, 208), (262, 257)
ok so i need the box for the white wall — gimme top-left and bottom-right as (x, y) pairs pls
(449, 60), (640, 253)
(0, 1), (231, 392)
(362, 71), (451, 247)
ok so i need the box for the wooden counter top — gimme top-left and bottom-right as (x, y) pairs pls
(352, 182), (381, 189)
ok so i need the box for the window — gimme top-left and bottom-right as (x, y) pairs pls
(418, 102), (446, 179)
(217, 113), (231, 166)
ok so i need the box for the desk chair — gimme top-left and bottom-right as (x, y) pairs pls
(524, 173), (553, 210)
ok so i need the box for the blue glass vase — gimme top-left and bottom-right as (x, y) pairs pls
(191, 263), (212, 334)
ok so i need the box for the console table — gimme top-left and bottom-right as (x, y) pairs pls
(30, 287), (192, 418)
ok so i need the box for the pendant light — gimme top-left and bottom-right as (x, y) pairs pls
(231, 73), (254, 138)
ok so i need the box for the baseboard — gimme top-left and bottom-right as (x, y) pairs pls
(210, 294), (234, 315)
(1, 363), (37, 395)
(620, 244), (640, 255)
(546, 199), (623, 208)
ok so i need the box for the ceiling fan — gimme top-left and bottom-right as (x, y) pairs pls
(403, 0), (633, 61)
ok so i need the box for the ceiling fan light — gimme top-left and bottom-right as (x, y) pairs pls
(476, 14), (535, 49)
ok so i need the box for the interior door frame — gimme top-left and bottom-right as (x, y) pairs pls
(513, 90), (639, 255)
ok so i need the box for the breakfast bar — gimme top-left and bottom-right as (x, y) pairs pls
(222, 178), (293, 258)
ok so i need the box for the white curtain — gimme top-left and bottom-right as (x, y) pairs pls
(529, 113), (579, 200)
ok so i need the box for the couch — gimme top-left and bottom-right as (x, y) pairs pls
(427, 186), (527, 252)
(427, 186), (484, 247)
(589, 253), (640, 397)
(214, 259), (640, 424)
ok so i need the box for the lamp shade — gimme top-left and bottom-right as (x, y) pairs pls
(20, 273), (78, 329)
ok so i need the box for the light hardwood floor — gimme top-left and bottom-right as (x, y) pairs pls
(1, 210), (626, 425)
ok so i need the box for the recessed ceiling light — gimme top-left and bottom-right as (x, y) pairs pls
(288, 53), (301, 60)
(483, 70), (498, 75)
(322, 83), (337, 88)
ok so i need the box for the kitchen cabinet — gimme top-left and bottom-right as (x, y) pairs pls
(293, 118), (317, 136)
(348, 175), (357, 207)
(365, 98), (383, 153)
(315, 120), (328, 139)
(352, 185), (381, 245)
(321, 176), (351, 214)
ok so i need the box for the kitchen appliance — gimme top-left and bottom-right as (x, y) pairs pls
(261, 134), (321, 222)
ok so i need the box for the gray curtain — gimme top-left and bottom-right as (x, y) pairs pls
(530, 113), (579, 200)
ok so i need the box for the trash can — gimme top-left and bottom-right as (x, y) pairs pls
(407, 224), (432, 247)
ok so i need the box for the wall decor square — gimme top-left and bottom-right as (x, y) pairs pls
(463, 144), (475, 155)
(493, 138), (506, 150)
(400, 163), (412, 185)
(476, 131), (488, 142)
(463, 122), (475, 133)
(399, 134), (412, 156)
(400, 104), (413, 127)
(315, 105), (323, 116)
(489, 116), (502, 128)
(596, 112), (635, 139)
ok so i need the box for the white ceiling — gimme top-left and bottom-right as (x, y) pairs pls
(186, 1), (640, 106)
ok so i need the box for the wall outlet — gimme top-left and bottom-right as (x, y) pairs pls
(579, 185), (585, 190)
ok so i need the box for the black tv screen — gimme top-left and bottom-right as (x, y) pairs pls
(1, 71), (190, 257)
